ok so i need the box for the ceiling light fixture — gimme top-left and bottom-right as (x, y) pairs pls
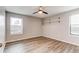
(33, 6), (48, 14)
(38, 10), (43, 14)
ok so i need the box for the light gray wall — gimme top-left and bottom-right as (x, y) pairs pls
(6, 12), (42, 42)
(43, 9), (79, 46)
(0, 8), (5, 52)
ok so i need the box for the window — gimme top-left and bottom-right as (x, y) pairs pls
(70, 14), (79, 35)
(10, 17), (23, 35)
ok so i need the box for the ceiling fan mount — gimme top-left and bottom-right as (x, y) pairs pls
(33, 6), (48, 14)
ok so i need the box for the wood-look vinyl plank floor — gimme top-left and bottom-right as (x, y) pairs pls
(4, 37), (79, 53)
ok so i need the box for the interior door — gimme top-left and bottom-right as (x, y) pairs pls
(0, 8), (5, 53)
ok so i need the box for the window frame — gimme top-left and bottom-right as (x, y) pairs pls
(10, 16), (23, 35)
(70, 14), (79, 36)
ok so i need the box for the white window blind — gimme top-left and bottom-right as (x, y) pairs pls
(10, 17), (23, 35)
(70, 14), (79, 35)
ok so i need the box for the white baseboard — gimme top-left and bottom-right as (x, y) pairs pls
(5, 36), (79, 46)
(5, 36), (42, 43)
(43, 36), (79, 46)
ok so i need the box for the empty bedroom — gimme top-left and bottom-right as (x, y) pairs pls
(0, 6), (79, 53)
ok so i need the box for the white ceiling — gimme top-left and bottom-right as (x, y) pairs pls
(3, 6), (79, 18)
